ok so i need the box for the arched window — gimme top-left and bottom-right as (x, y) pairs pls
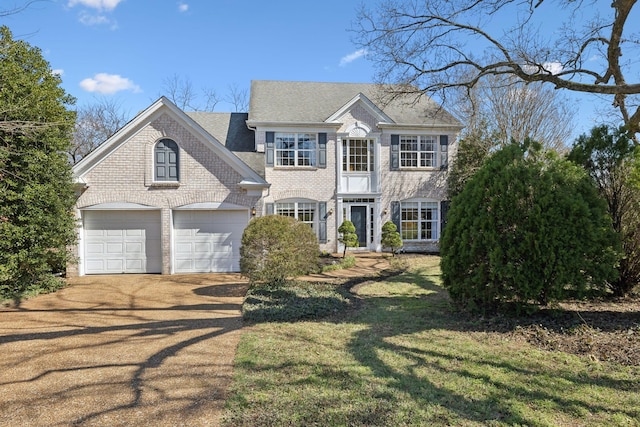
(154, 139), (179, 181)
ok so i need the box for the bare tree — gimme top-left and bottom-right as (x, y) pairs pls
(160, 74), (220, 111)
(226, 83), (249, 112)
(70, 98), (129, 164)
(1, 1), (40, 17)
(354, 0), (640, 137)
(452, 75), (575, 151)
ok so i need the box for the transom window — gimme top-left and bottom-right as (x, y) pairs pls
(401, 201), (439, 240)
(276, 202), (316, 229)
(275, 133), (317, 167)
(400, 135), (437, 168)
(154, 139), (179, 181)
(343, 139), (374, 172)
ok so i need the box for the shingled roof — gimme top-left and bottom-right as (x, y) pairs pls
(187, 111), (265, 178)
(247, 80), (462, 127)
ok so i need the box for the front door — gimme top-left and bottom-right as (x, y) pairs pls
(350, 206), (367, 247)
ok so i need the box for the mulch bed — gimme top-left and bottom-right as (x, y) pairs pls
(482, 298), (640, 366)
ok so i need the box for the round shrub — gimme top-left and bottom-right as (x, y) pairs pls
(240, 215), (320, 285)
(440, 140), (620, 314)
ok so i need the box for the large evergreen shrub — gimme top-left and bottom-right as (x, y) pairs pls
(440, 140), (620, 314)
(0, 27), (77, 300)
(240, 215), (319, 285)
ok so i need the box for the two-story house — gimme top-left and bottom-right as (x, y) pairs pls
(70, 80), (462, 276)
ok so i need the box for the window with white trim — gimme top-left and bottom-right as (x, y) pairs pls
(276, 202), (316, 230)
(342, 139), (374, 172)
(400, 201), (439, 240)
(275, 133), (317, 167)
(400, 135), (437, 168)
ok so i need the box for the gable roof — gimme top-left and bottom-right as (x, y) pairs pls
(73, 97), (267, 186)
(247, 80), (463, 128)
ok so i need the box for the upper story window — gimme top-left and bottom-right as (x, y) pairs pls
(266, 131), (327, 169)
(343, 139), (374, 172)
(154, 138), (179, 181)
(275, 133), (317, 166)
(391, 134), (449, 170)
(400, 136), (437, 168)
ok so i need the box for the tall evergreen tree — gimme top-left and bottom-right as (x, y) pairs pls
(441, 140), (620, 314)
(0, 26), (77, 298)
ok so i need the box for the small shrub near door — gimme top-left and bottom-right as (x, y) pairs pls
(381, 221), (403, 255)
(338, 220), (358, 258)
(240, 215), (320, 286)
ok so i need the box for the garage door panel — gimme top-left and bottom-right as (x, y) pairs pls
(84, 211), (161, 275)
(173, 210), (246, 273)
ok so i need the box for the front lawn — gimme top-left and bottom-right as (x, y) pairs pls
(223, 255), (640, 426)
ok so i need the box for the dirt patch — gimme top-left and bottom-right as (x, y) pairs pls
(478, 298), (640, 366)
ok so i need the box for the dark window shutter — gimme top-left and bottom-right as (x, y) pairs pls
(318, 133), (327, 168)
(440, 135), (449, 170)
(155, 139), (179, 181)
(440, 200), (450, 238)
(318, 202), (327, 243)
(391, 201), (401, 231)
(266, 203), (274, 215)
(266, 132), (275, 167)
(390, 134), (399, 170)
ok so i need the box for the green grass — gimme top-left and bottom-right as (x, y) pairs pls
(223, 256), (640, 427)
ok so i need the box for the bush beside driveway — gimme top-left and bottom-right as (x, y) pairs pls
(0, 273), (248, 426)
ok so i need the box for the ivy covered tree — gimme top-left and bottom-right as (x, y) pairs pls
(568, 125), (640, 296)
(338, 220), (358, 258)
(0, 26), (77, 299)
(381, 221), (402, 256)
(440, 140), (620, 314)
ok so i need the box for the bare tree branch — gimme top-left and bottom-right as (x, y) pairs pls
(355, 0), (640, 136)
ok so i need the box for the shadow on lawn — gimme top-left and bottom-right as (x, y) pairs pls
(341, 267), (640, 425)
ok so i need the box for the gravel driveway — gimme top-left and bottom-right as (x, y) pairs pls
(0, 273), (249, 426)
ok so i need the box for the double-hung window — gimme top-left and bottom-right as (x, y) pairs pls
(275, 133), (317, 167)
(276, 202), (316, 230)
(400, 135), (437, 168)
(400, 201), (439, 240)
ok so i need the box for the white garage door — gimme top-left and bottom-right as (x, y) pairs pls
(173, 210), (247, 273)
(83, 210), (162, 274)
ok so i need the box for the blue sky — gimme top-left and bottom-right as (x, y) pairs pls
(3, 0), (611, 139)
(4, 0), (373, 116)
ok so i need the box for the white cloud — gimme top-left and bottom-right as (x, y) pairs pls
(67, 0), (124, 12)
(78, 11), (110, 26)
(339, 48), (367, 67)
(178, 2), (189, 12)
(52, 69), (64, 76)
(523, 61), (564, 76)
(80, 73), (141, 94)
(542, 61), (563, 75)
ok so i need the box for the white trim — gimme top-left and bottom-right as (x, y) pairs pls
(173, 202), (248, 210)
(73, 97), (269, 189)
(81, 202), (160, 210)
(326, 93), (394, 124)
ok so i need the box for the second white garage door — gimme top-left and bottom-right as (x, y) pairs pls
(173, 210), (247, 273)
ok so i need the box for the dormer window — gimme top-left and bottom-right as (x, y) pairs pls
(155, 139), (179, 181)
